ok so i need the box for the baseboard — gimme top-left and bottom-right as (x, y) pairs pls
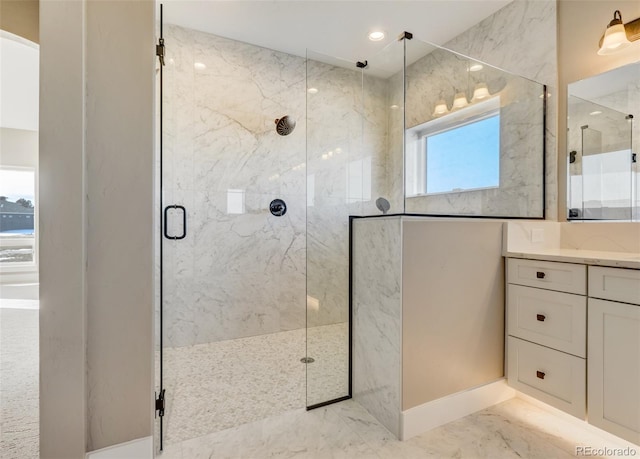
(401, 379), (515, 440)
(86, 436), (153, 459)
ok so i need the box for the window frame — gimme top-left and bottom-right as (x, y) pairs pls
(408, 96), (501, 197)
(0, 165), (38, 273)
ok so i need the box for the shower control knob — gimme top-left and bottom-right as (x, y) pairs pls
(269, 199), (287, 217)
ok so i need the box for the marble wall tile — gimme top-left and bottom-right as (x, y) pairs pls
(444, 0), (558, 219)
(560, 221), (640, 253)
(394, 0), (558, 219)
(402, 25), (547, 217)
(502, 220), (562, 254)
(164, 26), (392, 349)
(163, 25), (308, 348)
(306, 58), (390, 328)
(353, 217), (403, 438)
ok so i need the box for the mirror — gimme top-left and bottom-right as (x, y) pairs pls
(567, 61), (639, 221)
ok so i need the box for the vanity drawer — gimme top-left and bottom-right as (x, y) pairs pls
(507, 285), (586, 357)
(589, 266), (640, 305)
(507, 336), (585, 419)
(507, 258), (586, 295)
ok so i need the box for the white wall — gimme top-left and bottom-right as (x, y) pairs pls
(0, 33), (39, 131)
(40, 0), (155, 456)
(39, 1), (87, 456)
(85, 0), (154, 451)
(0, 128), (37, 166)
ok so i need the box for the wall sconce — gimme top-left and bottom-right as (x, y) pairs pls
(452, 92), (469, 110)
(598, 10), (640, 55)
(471, 83), (490, 102)
(432, 83), (494, 117)
(432, 99), (449, 117)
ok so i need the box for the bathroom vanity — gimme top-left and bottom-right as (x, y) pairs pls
(503, 221), (640, 445)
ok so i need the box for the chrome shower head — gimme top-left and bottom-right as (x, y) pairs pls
(275, 116), (296, 136)
(376, 197), (390, 214)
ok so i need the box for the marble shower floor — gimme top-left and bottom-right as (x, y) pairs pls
(163, 323), (349, 445)
(0, 301), (39, 459)
(159, 397), (639, 459)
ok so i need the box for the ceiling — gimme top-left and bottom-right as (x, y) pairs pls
(162, 0), (513, 66)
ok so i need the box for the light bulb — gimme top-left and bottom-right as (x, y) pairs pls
(432, 100), (449, 117)
(471, 83), (490, 102)
(599, 23), (632, 54)
(452, 92), (468, 110)
(598, 11), (632, 55)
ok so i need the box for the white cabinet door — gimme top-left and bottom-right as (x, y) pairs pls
(588, 298), (640, 445)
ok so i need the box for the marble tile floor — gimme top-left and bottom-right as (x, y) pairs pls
(163, 323), (349, 445)
(0, 300), (39, 459)
(306, 323), (349, 407)
(158, 397), (640, 459)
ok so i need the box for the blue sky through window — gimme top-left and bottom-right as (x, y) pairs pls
(426, 115), (500, 194)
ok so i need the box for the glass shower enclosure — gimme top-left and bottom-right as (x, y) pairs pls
(155, 9), (395, 451)
(155, 9), (546, 452)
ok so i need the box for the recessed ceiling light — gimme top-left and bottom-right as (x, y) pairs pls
(390, 104), (399, 110)
(307, 87), (318, 94)
(469, 63), (483, 72)
(368, 31), (385, 41)
(590, 110), (602, 116)
(194, 62), (206, 70)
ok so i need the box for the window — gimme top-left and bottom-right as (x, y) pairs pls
(0, 168), (36, 265)
(406, 97), (501, 197)
(425, 114), (500, 194)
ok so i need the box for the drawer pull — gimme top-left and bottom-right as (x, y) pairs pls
(536, 370), (546, 380)
(536, 271), (546, 279)
(536, 314), (546, 322)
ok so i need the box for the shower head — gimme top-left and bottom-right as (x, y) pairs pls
(275, 116), (296, 136)
(376, 197), (391, 215)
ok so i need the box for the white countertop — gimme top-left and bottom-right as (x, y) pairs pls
(504, 248), (640, 269)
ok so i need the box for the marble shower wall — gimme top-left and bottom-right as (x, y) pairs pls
(592, 80), (640, 162)
(163, 27), (391, 347)
(306, 57), (390, 327)
(403, 45), (545, 217)
(387, 0), (557, 218)
(163, 25), (307, 347)
(444, 0), (558, 219)
(352, 217), (403, 438)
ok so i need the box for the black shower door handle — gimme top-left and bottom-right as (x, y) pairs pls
(164, 205), (186, 240)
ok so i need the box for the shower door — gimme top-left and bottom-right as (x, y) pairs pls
(157, 18), (308, 450)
